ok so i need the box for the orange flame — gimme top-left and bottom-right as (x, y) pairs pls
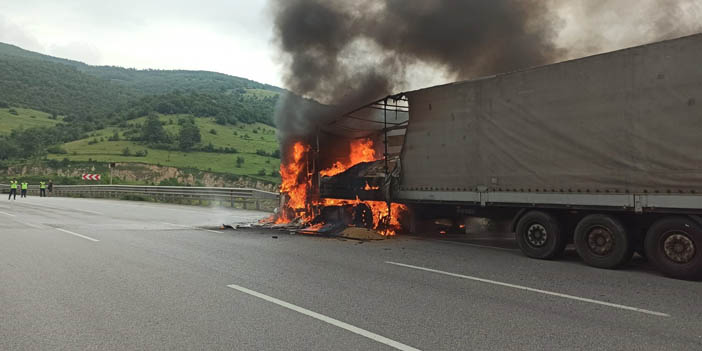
(322, 198), (408, 236)
(364, 182), (380, 191)
(320, 138), (377, 177)
(270, 138), (406, 236)
(276, 142), (311, 223)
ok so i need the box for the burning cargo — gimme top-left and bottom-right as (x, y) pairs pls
(271, 33), (702, 280)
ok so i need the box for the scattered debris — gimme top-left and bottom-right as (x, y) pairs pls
(339, 227), (387, 241)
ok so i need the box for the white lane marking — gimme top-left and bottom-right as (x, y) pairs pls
(79, 209), (104, 215)
(55, 228), (100, 242)
(163, 222), (223, 234)
(227, 284), (422, 351)
(386, 261), (670, 318)
(23, 222), (43, 229)
(0, 209), (42, 228)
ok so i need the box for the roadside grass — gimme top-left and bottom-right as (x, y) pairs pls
(0, 107), (61, 133)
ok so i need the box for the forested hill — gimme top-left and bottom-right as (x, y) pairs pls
(0, 42), (282, 128)
(0, 44), (134, 121)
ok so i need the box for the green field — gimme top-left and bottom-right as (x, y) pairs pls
(47, 115), (281, 182)
(0, 107), (61, 133)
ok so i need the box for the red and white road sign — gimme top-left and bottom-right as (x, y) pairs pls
(81, 174), (101, 181)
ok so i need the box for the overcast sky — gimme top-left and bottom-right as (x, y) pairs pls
(1, 0), (701, 91)
(0, 0), (281, 85)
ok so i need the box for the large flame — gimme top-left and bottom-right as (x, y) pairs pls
(322, 198), (408, 236)
(320, 138), (377, 177)
(277, 141), (311, 223)
(272, 138), (406, 236)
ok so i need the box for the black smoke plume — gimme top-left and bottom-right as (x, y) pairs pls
(270, 0), (702, 153)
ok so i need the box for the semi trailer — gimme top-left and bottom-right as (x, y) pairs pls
(317, 33), (702, 280)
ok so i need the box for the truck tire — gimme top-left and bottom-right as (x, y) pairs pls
(644, 217), (702, 280)
(574, 214), (633, 269)
(515, 211), (566, 259)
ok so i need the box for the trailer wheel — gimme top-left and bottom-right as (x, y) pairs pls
(515, 211), (566, 259)
(574, 215), (632, 269)
(644, 217), (702, 280)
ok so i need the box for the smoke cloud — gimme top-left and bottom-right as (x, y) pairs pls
(272, 0), (562, 104)
(270, 0), (702, 150)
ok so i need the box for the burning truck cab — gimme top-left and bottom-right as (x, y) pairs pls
(273, 94), (410, 236)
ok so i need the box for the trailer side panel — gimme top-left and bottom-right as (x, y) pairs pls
(401, 34), (702, 194)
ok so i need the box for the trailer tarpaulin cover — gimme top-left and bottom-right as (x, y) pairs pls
(401, 34), (702, 193)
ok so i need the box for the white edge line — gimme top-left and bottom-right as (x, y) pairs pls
(0, 210), (17, 217)
(386, 261), (670, 318)
(55, 228), (100, 242)
(227, 284), (422, 351)
(23, 222), (43, 229)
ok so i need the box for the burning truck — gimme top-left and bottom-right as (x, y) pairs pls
(269, 33), (702, 280)
(271, 99), (411, 236)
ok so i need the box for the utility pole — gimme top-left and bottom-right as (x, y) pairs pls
(109, 162), (116, 184)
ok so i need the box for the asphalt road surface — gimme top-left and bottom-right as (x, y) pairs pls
(1, 197), (701, 350)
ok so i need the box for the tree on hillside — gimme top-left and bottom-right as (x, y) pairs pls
(141, 115), (169, 144)
(0, 139), (18, 160)
(178, 122), (201, 151)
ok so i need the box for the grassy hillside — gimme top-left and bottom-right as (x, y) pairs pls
(0, 107), (61, 133)
(48, 115), (281, 182)
(0, 42), (286, 184)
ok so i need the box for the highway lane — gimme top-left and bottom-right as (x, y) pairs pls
(1, 197), (701, 350)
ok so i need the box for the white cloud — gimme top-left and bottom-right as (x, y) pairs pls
(49, 42), (102, 64)
(0, 16), (44, 52)
(1, 0), (701, 91)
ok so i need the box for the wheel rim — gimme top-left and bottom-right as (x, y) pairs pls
(586, 226), (615, 256)
(526, 223), (548, 248)
(662, 232), (696, 264)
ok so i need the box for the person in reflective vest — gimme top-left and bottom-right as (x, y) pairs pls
(8, 179), (17, 200)
(39, 181), (47, 197)
(20, 181), (28, 198)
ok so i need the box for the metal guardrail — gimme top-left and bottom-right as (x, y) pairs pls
(0, 184), (279, 210)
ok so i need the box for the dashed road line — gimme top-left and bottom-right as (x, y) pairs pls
(55, 228), (100, 242)
(79, 209), (105, 215)
(227, 284), (422, 351)
(386, 261), (670, 318)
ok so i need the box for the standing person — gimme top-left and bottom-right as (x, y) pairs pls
(48, 180), (54, 197)
(39, 181), (47, 197)
(8, 179), (17, 200)
(20, 181), (28, 198)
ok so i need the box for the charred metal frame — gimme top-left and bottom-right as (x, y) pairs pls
(315, 93), (410, 227)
